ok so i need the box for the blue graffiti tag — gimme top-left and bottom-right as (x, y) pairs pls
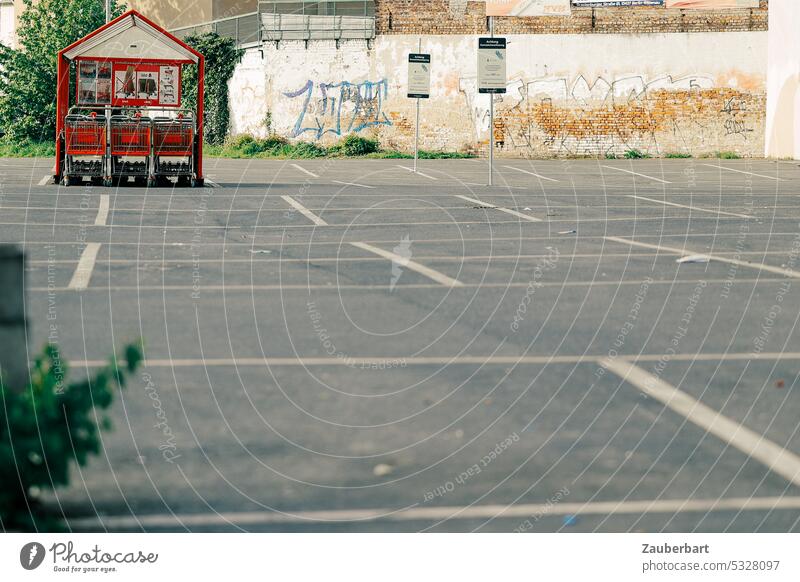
(284, 79), (392, 139)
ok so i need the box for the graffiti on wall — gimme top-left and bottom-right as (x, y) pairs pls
(284, 79), (392, 139)
(459, 73), (763, 156)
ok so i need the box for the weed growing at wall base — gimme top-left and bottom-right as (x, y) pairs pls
(205, 134), (474, 160)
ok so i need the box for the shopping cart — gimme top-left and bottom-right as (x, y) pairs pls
(153, 115), (195, 186)
(63, 113), (106, 186)
(110, 114), (151, 183)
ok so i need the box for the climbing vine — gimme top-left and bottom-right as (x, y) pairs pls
(182, 33), (243, 146)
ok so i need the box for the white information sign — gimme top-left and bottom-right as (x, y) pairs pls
(408, 53), (431, 99)
(478, 37), (507, 94)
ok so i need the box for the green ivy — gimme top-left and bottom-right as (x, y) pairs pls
(0, 342), (142, 531)
(0, 0), (125, 142)
(182, 33), (243, 146)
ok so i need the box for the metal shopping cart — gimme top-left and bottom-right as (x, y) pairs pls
(153, 115), (196, 186)
(63, 113), (106, 186)
(110, 114), (151, 185)
(55, 11), (205, 187)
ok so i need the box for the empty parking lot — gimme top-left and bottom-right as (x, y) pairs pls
(3, 156), (800, 532)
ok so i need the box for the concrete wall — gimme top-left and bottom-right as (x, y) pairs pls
(765, 0), (800, 159)
(229, 30), (767, 158)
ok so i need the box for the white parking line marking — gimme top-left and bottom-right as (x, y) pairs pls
(702, 164), (783, 181)
(70, 352), (800, 369)
(280, 195), (328, 226)
(464, 182), (528, 190)
(396, 165), (438, 180)
(603, 359), (800, 488)
(68, 496), (800, 530)
(94, 194), (110, 226)
(604, 236), (800, 279)
(0, 214), (787, 231)
(350, 241), (464, 288)
(503, 166), (559, 182)
(602, 165), (671, 184)
(37, 175), (51, 186)
(455, 195), (542, 222)
(332, 180), (375, 189)
(15, 232), (800, 249)
(36, 251), (799, 267)
(67, 243), (101, 291)
(31, 279), (788, 294)
(627, 195), (752, 219)
(291, 163), (319, 178)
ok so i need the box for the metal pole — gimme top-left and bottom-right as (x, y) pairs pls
(414, 37), (421, 173)
(488, 16), (494, 187)
(105, 0), (112, 184)
(0, 245), (28, 392)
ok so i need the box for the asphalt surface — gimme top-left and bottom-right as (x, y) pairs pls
(3, 156), (800, 532)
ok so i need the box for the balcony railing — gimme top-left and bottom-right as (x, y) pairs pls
(260, 14), (375, 41)
(171, 1), (375, 46)
(172, 12), (262, 46)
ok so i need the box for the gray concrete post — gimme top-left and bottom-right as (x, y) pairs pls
(0, 245), (28, 392)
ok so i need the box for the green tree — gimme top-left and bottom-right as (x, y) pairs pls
(182, 33), (243, 146)
(0, 0), (124, 143)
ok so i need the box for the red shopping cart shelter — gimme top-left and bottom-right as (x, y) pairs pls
(54, 9), (205, 186)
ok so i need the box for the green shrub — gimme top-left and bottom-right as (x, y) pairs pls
(716, 151), (741, 160)
(0, 342), (142, 531)
(291, 142), (327, 158)
(332, 135), (379, 157)
(365, 151), (412, 159)
(605, 152), (617, 160)
(228, 134), (256, 149)
(262, 135), (289, 150)
(418, 150), (473, 159)
(665, 152), (692, 159)
(624, 149), (651, 159)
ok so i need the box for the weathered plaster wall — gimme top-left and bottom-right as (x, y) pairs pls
(765, 0), (800, 159)
(229, 31), (767, 158)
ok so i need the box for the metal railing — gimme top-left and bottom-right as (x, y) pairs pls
(261, 14), (375, 41)
(260, 0), (375, 17)
(172, 12), (262, 46)
(171, 1), (376, 45)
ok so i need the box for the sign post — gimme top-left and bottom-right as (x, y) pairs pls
(478, 26), (506, 186)
(408, 43), (431, 174)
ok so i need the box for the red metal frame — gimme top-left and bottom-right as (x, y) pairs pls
(110, 120), (151, 156)
(65, 117), (107, 156)
(153, 120), (194, 157)
(54, 10), (204, 183)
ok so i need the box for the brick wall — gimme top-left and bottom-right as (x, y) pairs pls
(376, 0), (768, 35)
